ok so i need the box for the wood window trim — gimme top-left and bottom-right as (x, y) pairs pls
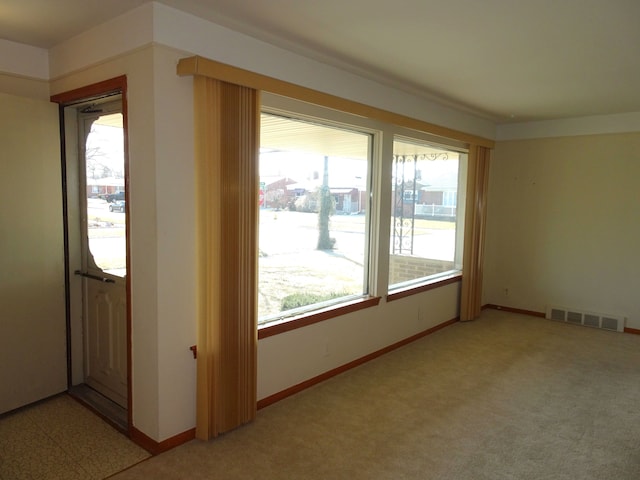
(177, 56), (494, 149)
(258, 296), (381, 339)
(259, 272), (460, 339)
(387, 273), (462, 302)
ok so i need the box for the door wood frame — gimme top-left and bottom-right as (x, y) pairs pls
(51, 75), (133, 434)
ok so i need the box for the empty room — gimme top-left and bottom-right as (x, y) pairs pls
(1, 1), (639, 478)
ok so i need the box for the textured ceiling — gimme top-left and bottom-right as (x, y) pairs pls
(2, 0), (639, 123)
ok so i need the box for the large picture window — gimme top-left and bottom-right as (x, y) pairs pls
(389, 137), (466, 290)
(258, 112), (372, 324)
(255, 95), (472, 328)
(178, 56), (492, 437)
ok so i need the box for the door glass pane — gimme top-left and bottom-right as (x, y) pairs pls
(85, 112), (126, 277)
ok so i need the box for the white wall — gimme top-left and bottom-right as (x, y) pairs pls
(497, 112), (640, 141)
(0, 39), (49, 79)
(0, 93), (66, 413)
(258, 285), (460, 400)
(152, 2), (496, 141)
(0, 41), (50, 100)
(48, 4), (154, 80)
(151, 46), (198, 440)
(484, 132), (640, 329)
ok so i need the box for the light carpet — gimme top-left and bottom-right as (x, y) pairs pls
(110, 310), (640, 479)
(112, 309), (640, 479)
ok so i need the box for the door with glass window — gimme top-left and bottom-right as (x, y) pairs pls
(77, 100), (128, 408)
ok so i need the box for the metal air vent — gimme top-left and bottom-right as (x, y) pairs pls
(546, 306), (625, 333)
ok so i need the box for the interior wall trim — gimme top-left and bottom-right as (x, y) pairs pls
(482, 304), (546, 318)
(130, 427), (196, 455)
(50, 75), (127, 105)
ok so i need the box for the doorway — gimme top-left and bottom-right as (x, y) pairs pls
(54, 81), (131, 432)
(77, 99), (127, 404)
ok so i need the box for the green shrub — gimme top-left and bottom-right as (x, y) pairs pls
(281, 291), (348, 311)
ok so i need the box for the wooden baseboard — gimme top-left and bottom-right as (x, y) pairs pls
(624, 327), (640, 335)
(257, 317), (459, 410)
(483, 304), (545, 318)
(131, 426), (196, 455)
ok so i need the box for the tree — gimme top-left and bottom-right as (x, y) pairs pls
(317, 156), (335, 250)
(85, 124), (125, 179)
(265, 188), (286, 210)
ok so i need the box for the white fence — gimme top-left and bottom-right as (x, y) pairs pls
(414, 204), (456, 218)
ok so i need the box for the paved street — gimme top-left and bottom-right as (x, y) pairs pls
(87, 198), (126, 274)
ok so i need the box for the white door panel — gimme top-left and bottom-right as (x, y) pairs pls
(85, 279), (127, 407)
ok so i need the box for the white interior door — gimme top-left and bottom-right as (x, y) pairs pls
(77, 101), (128, 408)
(0, 93), (67, 414)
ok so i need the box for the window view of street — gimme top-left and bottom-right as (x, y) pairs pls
(259, 113), (371, 322)
(84, 113), (126, 276)
(389, 138), (463, 289)
(258, 113), (467, 324)
(86, 198), (126, 276)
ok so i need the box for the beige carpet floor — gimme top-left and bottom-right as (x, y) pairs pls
(111, 309), (640, 479)
(0, 394), (149, 479)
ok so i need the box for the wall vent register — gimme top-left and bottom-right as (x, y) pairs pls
(546, 306), (625, 333)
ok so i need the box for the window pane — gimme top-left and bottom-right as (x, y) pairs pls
(389, 138), (462, 289)
(85, 113), (126, 277)
(259, 113), (371, 323)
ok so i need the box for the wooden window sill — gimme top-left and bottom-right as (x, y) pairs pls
(386, 273), (462, 302)
(258, 296), (381, 339)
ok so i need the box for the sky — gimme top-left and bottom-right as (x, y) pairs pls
(85, 119), (124, 179)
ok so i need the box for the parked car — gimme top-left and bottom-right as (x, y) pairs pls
(103, 191), (125, 203)
(109, 200), (126, 213)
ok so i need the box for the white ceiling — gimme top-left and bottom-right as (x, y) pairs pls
(2, 0), (639, 123)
